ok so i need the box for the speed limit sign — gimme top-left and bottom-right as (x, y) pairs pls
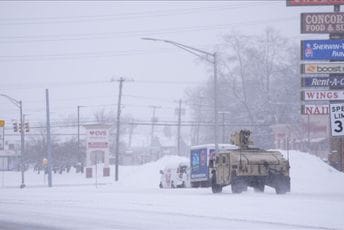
(330, 103), (344, 137)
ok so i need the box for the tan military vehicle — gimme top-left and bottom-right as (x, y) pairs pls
(210, 130), (290, 194)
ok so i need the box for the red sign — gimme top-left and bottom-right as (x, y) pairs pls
(88, 142), (108, 149)
(287, 0), (344, 6)
(302, 90), (344, 100)
(301, 104), (329, 114)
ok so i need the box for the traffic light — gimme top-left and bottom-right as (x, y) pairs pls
(18, 123), (22, 133)
(13, 122), (18, 132)
(24, 122), (29, 132)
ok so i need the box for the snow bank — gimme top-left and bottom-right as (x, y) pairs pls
(1, 150), (344, 194)
(118, 155), (188, 188)
(281, 150), (344, 194)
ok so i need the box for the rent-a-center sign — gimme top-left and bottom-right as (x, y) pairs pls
(287, 0), (344, 6)
(301, 39), (344, 60)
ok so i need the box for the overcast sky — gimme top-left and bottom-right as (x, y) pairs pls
(0, 1), (333, 128)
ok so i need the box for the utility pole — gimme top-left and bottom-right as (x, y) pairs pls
(149, 105), (161, 147)
(176, 99), (182, 155)
(115, 77), (124, 181)
(213, 52), (219, 154)
(218, 111), (230, 143)
(19, 100), (25, 188)
(77, 105), (85, 171)
(46, 89), (52, 187)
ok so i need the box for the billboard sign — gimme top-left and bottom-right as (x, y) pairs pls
(301, 104), (329, 115)
(302, 90), (344, 100)
(301, 62), (344, 74)
(301, 76), (329, 87)
(86, 128), (109, 150)
(301, 40), (344, 60)
(287, 0), (344, 6)
(301, 12), (344, 34)
(190, 148), (208, 181)
(330, 103), (344, 136)
(301, 74), (344, 88)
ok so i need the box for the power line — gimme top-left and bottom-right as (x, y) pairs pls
(0, 3), (268, 26)
(0, 17), (296, 44)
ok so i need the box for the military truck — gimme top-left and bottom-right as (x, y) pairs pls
(210, 130), (290, 194)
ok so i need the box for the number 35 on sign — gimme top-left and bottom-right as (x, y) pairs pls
(330, 103), (344, 137)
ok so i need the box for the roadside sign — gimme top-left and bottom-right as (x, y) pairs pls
(301, 40), (344, 61)
(301, 104), (329, 115)
(301, 74), (344, 88)
(287, 0), (344, 6)
(301, 63), (344, 74)
(302, 90), (344, 101)
(301, 76), (329, 87)
(0, 120), (4, 127)
(301, 12), (344, 34)
(330, 103), (344, 136)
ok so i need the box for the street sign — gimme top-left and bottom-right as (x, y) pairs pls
(287, 0), (344, 6)
(301, 12), (344, 34)
(301, 74), (344, 88)
(0, 120), (4, 127)
(330, 103), (344, 136)
(302, 90), (344, 100)
(301, 76), (329, 87)
(301, 104), (329, 115)
(301, 40), (344, 61)
(301, 63), (344, 74)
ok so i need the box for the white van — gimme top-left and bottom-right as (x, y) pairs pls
(159, 163), (190, 188)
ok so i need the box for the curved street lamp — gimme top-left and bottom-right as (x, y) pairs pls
(0, 93), (25, 188)
(142, 37), (219, 154)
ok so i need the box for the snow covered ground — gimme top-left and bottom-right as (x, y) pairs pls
(0, 151), (343, 230)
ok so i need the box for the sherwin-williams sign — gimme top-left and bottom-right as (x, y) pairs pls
(287, 0), (344, 6)
(301, 63), (344, 74)
(301, 40), (344, 60)
(301, 12), (344, 34)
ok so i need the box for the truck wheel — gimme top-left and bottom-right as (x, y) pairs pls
(275, 176), (290, 194)
(171, 181), (175, 188)
(231, 179), (245, 194)
(253, 181), (265, 193)
(181, 181), (186, 188)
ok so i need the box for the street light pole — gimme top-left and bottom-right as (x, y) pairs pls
(142, 37), (219, 154)
(0, 94), (25, 188)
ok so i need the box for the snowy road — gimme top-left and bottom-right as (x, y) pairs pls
(0, 185), (343, 230)
(1, 152), (344, 230)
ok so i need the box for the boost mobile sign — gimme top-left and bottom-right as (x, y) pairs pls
(301, 40), (344, 60)
(301, 63), (344, 74)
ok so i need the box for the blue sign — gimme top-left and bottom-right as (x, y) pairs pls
(302, 75), (344, 89)
(190, 148), (208, 180)
(330, 74), (344, 89)
(302, 76), (329, 88)
(301, 40), (344, 61)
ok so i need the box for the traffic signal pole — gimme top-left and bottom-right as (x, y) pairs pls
(19, 101), (25, 188)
